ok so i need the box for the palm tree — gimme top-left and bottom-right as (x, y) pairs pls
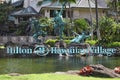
(62, 0), (76, 36)
(88, 0), (93, 39)
(95, 0), (101, 40)
(65, 0), (76, 36)
(65, 0), (76, 22)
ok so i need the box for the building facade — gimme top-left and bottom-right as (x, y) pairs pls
(23, 0), (107, 21)
(11, 0), (108, 24)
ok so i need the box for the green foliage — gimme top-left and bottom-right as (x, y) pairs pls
(86, 40), (97, 45)
(45, 39), (57, 47)
(45, 39), (71, 46)
(39, 17), (54, 35)
(55, 35), (74, 40)
(107, 42), (120, 47)
(64, 40), (71, 44)
(113, 23), (120, 41)
(45, 38), (120, 47)
(63, 19), (71, 36)
(106, 0), (120, 21)
(107, 0), (120, 12)
(73, 19), (90, 33)
(0, 3), (14, 24)
(98, 17), (119, 43)
(63, 36), (74, 40)
(96, 40), (120, 47)
(15, 21), (28, 35)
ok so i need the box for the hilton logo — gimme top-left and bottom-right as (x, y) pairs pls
(33, 45), (50, 56)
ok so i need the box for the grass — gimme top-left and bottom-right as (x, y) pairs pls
(0, 73), (119, 80)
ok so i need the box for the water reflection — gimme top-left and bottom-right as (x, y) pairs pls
(0, 56), (120, 74)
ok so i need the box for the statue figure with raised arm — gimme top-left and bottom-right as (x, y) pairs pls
(31, 18), (47, 43)
(53, 1), (67, 40)
(70, 31), (91, 43)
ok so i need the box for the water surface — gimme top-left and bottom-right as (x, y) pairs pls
(0, 56), (120, 74)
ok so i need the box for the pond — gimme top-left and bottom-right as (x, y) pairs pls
(0, 56), (120, 74)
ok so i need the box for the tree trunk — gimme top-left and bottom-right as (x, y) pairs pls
(95, 0), (101, 40)
(65, 5), (70, 36)
(114, 0), (119, 23)
(55, 64), (120, 78)
(90, 64), (120, 78)
(68, 2), (72, 37)
(88, 0), (93, 40)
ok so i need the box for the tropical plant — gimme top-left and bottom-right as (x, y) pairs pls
(88, 0), (94, 39)
(0, 2), (14, 25)
(73, 19), (89, 34)
(107, 0), (120, 22)
(95, 0), (101, 40)
(107, 41), (120, 47)
(45, 39), (71, 46)
(37, 0), (76, 36)
(112, 23), (120, 41)
(39, 17), (54, 35)
(86, 40), (97, 45)
(15, 21), (29, 35)
(98, 17), (117, 43)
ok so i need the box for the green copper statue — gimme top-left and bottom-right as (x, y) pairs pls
(31, 18), (47, 43)
(53, 1), (67, 40)
(70, 32), (91, 43)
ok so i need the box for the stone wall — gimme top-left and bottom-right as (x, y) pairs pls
(0, 36), (56, 44)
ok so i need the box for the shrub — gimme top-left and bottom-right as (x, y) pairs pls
(45, 39), (57, 47)
(0, 3), (14, 24)
(45, 39), (71, 47)
(39, 17), (54, 35)
(64, 40), (71, 44)
(112, 23), (120, 41)
(107, 42), (120, 47)
(45, 39), (120, 47)
(73, 19), (90, 33)
(15, 21), (28, 35)
(86, 40), (97, 45)
(98, 17), (117, 43)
